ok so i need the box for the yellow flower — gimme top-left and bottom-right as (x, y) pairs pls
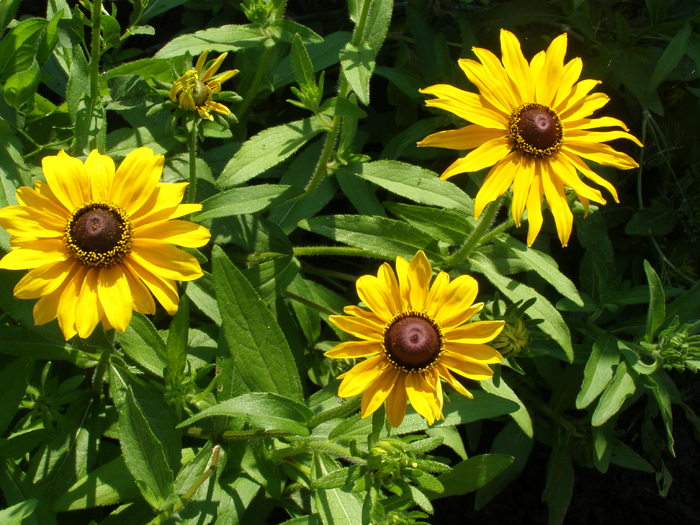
(0, 148), (211, 340)
(326, 251), (504, 427)
(418, 29), (642, 246)
(169, 49), (239, 120)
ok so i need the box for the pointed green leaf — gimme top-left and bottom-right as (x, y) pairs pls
(576, 335), (621, 409)
(591, 361), (637, 426)
(643, 260), (666, 341)
(432, 454), (514, 498)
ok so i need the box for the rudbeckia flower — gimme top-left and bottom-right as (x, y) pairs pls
(326, 251), (504, 427)
(169, 49), (239, 120)
(418, 29), (642, 246)
(0, 148), (211, 340)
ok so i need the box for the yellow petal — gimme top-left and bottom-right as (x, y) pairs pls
(357, 273), (400, 322)
(134, 219), (211, 248)
(123, 259), (179, 315)
(0, 239), (67, 270)
(554, 78), (601, 115)
(195, 50), (209, 75)
(565, 129), (643, 147)
(470, 47), (520, 109)
(75, 268), (100, 338)
(13, 259), (75, 299)
(420, 84), (508, 128)
(417, 125), (504, 150)
(500, 29), (534, 102)
(56, 264), (89, 340)
(448, 320), (505, 344)
(444, 343), (502, 364)
(130, 242), (203, 281)
(377, 262), (403, 314)
(201, 52), (228, 82)
(337, 355), (386, 397)
(360, 367), (400, 418)
(211, 69), (239, 85)
(429, 274), (479, 327)
(0, 206), (65, 238)
(405, 371), (440, 424)
(32, 278), (68, 326)
(15, 186), (68, 221)
(440, 137), (511, 180)
(329, 314), (385, 341)
(407, 250), (432, 312)
(441, 353), (494, 380)
(130, 182), (189, 226)
(525, 169), (544, 246)
(121, 262), (156, 315)
(111, 147), (164, 215)
(41, 151), (90, 212)
(394, 255), (411, 307)
(552, 57), (583, 109)
(473, 153), (517, 218)
(559, 92), (609, 122)
(168, 203), (202, 220)
(436, 362), (473, 399)
(562, 141), (639, 170)
(566, 116), (630, 131)
(549, 155), (605, 204)
(458, 56), (516, 114)
(84, 150), (115, 201)
(325, 340), (381, 359)
(542, 162), (574, 247)
(385, 373), (408, 427)
(97, 265), (133, 332)
(536, 33), (568, 107)
(205, 101), (231, 116)
(511, 156), (535, 226)
(560, 150), (619, 202)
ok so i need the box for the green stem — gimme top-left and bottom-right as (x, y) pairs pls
(446, 199), (501, 267)
(91, 331), (114, 397)
(478, 216), (516, 245)
(293, 245), (366, 258)
(185, 427), (290, 440)
(186, 118), (198, 203)
(88, 0), (102, 151)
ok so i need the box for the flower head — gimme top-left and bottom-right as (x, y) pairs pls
(418, 29), (642, 246)
(0, 148), (211, 340)
(326, 251), (504, 427)
(169, 49), (239, 120)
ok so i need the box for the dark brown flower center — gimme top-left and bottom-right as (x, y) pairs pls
(384, 315), (442, 370)
(508, 103), (563, 157)
(65, 202), (132, 267)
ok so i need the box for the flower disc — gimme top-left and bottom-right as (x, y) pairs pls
(65, 202), (132, 268)
(509, 103), (563, 157)
(385, 315), (442, 369)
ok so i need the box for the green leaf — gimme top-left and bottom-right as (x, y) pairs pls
(591, 361), (637, 427)
(164, 295), (189, 391)
(178, 392), (312, 436)
(0, 499), (38, 524)
(3, 58), (40, 108)
(470, 252), (574, 361)
(386, 203), (472, 245)
(0, 358), (31, 436)
(624, 206), (677, 236)
(481, 376), (533, 438)
(52, 457), (139, 511)
(576, 335), (621, 409)
(643, 260), (665, 342)
(218, 118), (326, 187)
(495, 236), (583, 306)
(268, 19), (323, 44)
(291, 33), (316, 88)
(0, 326), (93, 366)
(155, 24), (267, 58)
(299, 215), (435, 260)
(645, 370), (676, 455)
(195, 184), (293, 221)
(115, 314), (167, 377)
(212, 246), (303, 401)
(312, 453), (364, 525)
(110, 367), (175, 509)
(648, 23), (692, 94)
(432, 454), (514, 498)
(342, 160), (471, 211)
(542, 432), (573, 525)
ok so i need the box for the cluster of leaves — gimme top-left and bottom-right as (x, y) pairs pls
(0, 0), (698, 524)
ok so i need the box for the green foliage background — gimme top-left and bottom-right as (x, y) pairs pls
(0, 0), (698, 524)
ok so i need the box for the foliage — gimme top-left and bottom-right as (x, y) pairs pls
(0, 0), (698, 524)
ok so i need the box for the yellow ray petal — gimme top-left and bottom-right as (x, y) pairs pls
(440, 137), (511, 180)
(441, 353), (494, 380)
(417, 125), (504, 150)
(130, 242), (203, 281)
(408, 250), (432, 312)
(13, 259), (75, 299)
(565, 116), (630, 131)
(436, 362), (473, 398)
(560, 150), (619, 202)
(448, 320), (505, 344)
(32, 277), (69, 326)
(562, 141), (639, 170)
(205, 101), (231, 116)
(56, 264), (88, 340)
(195, 50), (209, 75)
(377, 262), (402, 314)
(429, 274), (479, 328)
(41, 151), (90, 212)
(552, 57), (583, 109)
(97, 265), (133, 332)
(357, 273), (400, 322)
(325, 340), (381, 359)
(420, 84), (508, 128)
(549, 155), (605, 204)
(385, 373), (408, 427)
(134, 219), (211, 248)
(111, 148), (164, 215)
(75, 268), (100, 338)
(536, 33), (568, 107)
(559, 92), (609, 121)
(0, 206), (65, 238)
(500, 29), (534, 102)
(329, 314), (384, 341)
(565, 129), (643, 147)
(0, 239), (67, 270)
(525, 169), (544, 246)
(444, 342), (502, 364)
(130, 182), (189, 226)
(395, 255), (411, 307)
(337, 355), (386, 397)
(122, 262), (156, 315)
(201, 52), (228, 82)
(406, 371), (440, 424)
(458, 56), (515, 114)
(123, 259), (179, 315)
(554, 78), (600, 115)
(15, 186), (68, 220)
(361, 367), (400, 418)
(474, 153), (517, 218)
(542, 162), (574, 247)
(510, 155), (533, 226)
(84, 150), (116, 201)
